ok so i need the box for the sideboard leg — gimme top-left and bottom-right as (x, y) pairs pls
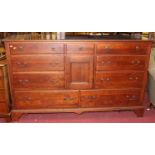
(5, 116), (11, 122)
(11, 112), (23, 122)
(134, 109), (144, 117)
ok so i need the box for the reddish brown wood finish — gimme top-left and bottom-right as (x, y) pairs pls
(0, 60), (11, 121)
(13, 72), (65, 89)
(14, 90), (79, 109)
(9, 42), (64, 54)
(96, 55), (146, 71)
(80, 89), (141, 108)
(66, 55), (93, 89)
(4, 40), (152, 121)
(11, 54), (64, 72)
(67, 43), (94, 54)
(96, 42), (149, 55)
(95, 71), (144, 89)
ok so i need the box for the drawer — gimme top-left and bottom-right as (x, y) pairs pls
(80, 89), (141, 108)
(14, 90), (79, 109)
(95, 71), (144, 89)
(0, 90), (5, 101)
(96, 55), (146, 71)
(13, 72), (65, 89)
(66, 43), (94, 54)
(96, 42), (149, 55)
(11, 54), (64, 72)
(9, 42), (64, 54)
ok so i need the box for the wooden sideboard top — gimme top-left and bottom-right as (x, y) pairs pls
(3, 34), (153, 43)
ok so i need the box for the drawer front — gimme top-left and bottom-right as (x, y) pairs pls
(14, 90), (79, 109)
(13, 72), (64, 89)
(96, 42), (148, 55)
(95, 72), (144, 89)
(9, 43), (64, 54)
(67, 43), (94, 54)
(96, 55), (146, 71)
(11, 54), (64, 72)
(0, 90), (5, 101)
(80, 89), (141, 108)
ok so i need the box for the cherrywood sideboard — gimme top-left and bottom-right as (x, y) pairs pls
(4, 40), (152, 121)
(0, 60), (11, 121)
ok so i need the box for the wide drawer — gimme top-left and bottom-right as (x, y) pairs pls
(80, 89), (141, 108)
(96, 55), (146, 71)
(9, 42), (64, 54)
(14, 90), (79, 109)
(66, 43), (94, 54)
(13, 72), (65, 89)
(0, 90), (5, 101)
(95, 71), (144, 89)
(11, 54), (64, 72)
(96, 42), (149, 55)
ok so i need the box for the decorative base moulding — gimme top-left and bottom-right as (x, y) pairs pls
(11, 106), (144, 122)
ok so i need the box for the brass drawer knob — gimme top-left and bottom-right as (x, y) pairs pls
(104, 46), (109, 49)
(51, 47), (55, 51)
(136, 46), (140, 50)
(13, 47), (17, 50)
(79, 47), (83, 50)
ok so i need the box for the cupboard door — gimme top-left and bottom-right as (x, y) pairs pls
(66, 55), (93, 89)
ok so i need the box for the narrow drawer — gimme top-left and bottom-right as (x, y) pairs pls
(0, 90), (5, 101)
(9, 42), (64, 54)
(96, 55), (146, 71)
(95, 71), (144, 89)
(14, 90), (79, 109)
(11, 54), (64, 72)
(80, 89), (141, 108)
(66, 43), (94, 54)
(13, 72), (65, 89)
(96, 42), (149, 55)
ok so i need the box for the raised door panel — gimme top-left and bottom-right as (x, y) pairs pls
(11, 54), (64, 72)
(9, 42), (64, 54)
(66, 55), (93, 89)
(13, 72), (65, 89)
(96, 55), (146, 71)
(80, 89), (141, 108)
(95, 71), (144, 89)
(96, 42), (148, 55)
(14, 90), (79, 109)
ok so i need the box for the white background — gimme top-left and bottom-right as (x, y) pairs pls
(0, 0), (155, 155)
